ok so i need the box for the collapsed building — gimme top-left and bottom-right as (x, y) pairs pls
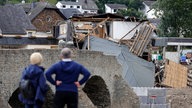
(68, 13), (171, 107)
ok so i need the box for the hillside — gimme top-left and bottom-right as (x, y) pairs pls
(3, 0), (58, 5)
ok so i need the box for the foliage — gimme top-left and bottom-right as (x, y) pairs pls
(0, 0), (6, 5)
(96, 0), (144, 18)
(154, 0), (192, 37)
(0, 0), (58, 5)
(117, 8), (143, 18)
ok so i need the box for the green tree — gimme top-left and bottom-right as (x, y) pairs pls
(96, 0), (144, 18)
(117, 8), (143, 18)
(155, 0), (192, 37)
(0, 0), (6, 5)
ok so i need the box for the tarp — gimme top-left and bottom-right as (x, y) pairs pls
(83, 36), (155, 87)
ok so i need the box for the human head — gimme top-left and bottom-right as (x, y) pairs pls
(60, 47), (72, 59)
(30, 52), (43, 65)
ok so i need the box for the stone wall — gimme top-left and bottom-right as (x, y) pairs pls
(0, 49), (139, 108)
(32, 9), (64, 33)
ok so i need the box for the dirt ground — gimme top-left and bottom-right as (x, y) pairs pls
(167, 87), (192, 108)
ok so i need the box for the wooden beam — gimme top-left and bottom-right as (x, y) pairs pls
(119, 22), (143, 42)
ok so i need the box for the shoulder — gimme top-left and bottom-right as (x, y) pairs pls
(51, 61), (62, 67)
(71, 61), (82, 66)
(46, 61), (63, 71)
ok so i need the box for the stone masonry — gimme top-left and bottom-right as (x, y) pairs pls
(32, 9), (64, 33)
(0, 49), (139, 108)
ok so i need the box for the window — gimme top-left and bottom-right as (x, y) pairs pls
(63, 5), (66, 8)
(28, 32), (32, 37)
(46, 16), (52, 22)
(77, 6), (80, 8)
(114, 9), (117, 13)
(84, 11), (88, 14)
(70, 6), (73, 8)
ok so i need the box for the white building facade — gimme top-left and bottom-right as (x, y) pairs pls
(105, 4), (127, 14)
(56, 0), (98, 14)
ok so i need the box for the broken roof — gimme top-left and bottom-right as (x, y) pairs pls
(60, 0), (98, 10)
(0, 5), (36, 35)
(83, 36), (155, 87)
(105, 3), (127, 9)
(71, 13), (125, 21)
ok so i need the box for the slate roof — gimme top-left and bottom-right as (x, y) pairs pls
(16, 3), (31, 13)
(143, 1), (156, 8)
(0, 5), (36, 35)
(60, 0), (98, 10)
(59, 8), (82, 19)
(17, 2), (57, 14)
(28, 2), (60, 20)
(148, 18), (160, 27)
(153, 37), (192, 47)
(105, 3), (127, 9)
(0, 37), (58, 45)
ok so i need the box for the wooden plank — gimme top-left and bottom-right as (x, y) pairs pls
(130, 26), (146, 53)
(136, 26), (150, 55)
(162, 59), (188, 88)
(138, 27), (153, 56)
(119, 22), (143, 41)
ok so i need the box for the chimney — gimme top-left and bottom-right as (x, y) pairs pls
(76, 0), (78, 2)
(21, 0), (25, 3)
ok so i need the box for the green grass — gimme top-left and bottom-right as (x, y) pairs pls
(7, 0), (58, 5)
(46, 0), (57, 4)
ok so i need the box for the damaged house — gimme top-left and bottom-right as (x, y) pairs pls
(71, 13), (155, 61)
(69, 13), (156, 87)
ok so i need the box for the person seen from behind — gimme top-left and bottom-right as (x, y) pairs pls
(18, 52), (48, 108)
(45, 48), (91, 108)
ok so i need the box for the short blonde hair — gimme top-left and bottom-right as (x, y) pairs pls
(30, 52), (43, 65)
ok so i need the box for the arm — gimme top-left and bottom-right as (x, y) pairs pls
(45, 65), (56, 85)
(39, 73), (48, 92)
(20, 68), (27, 80)
(78, 66), (91, 85)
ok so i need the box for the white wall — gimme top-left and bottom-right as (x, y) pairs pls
(82, 9), (97, 14)
(24, 45), (57, 49)
(56, 2), (63, 9)
(105, 4), (112, 13)
(143, 3), (157, 19)
(111, 21), (142, 40)
(56, 2), (83, 13)
(105, 5), (119, 14)
(56, 1), (98, 14)
(165, 52), (180, 63)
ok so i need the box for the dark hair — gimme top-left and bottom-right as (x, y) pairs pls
(63, 50), (71, 58)
(61, 48), (72, 58)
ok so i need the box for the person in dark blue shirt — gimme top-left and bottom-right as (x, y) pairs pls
(18, 52), (48, 108)
(45, 48), (91, 108)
